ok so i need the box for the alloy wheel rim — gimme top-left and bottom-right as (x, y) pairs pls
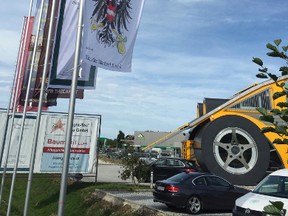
(213, 127), (258, 174)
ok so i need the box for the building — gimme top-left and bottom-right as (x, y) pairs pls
(133, 131), (185, 157)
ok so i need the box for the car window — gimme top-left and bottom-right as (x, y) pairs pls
(167, 172), (193, 183)
(154, 159), (166, 167)
(254, 175), (288, 198)
(205, 176), (230, 187)
(172, 159), (184, 167)
(193, 176), (207, 186)
(166, 159), (174, 166)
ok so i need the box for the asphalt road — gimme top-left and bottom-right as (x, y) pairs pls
(82, 161), (233, 216)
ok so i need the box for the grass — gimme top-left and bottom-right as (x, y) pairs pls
(0, 174), (150, 216)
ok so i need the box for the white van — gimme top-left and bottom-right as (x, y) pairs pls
(233, 169), (288, 216)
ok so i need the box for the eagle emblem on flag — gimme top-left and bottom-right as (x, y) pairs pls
(90, 0), (132, 55)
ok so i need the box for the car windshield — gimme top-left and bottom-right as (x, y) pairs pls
(166, 172), (191, 183)
(253, 175), (288, 199)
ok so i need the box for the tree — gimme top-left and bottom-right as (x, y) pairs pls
(263, 201), (286, 216)
(117, 130), (125, 144)
(253, 39), (287, 215)
(116, 130), (125, 149)
(118, 146), (150, 184)
(253, 39), (288, 144)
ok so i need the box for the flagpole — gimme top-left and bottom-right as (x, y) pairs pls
(0, 0), (35, 209)
(58, 0), (84, 214)
(23, 0), (58, 215)
(0, 17), (26, 207)
(6, 0), (45, 214)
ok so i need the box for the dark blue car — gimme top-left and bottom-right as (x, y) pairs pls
(153, 172), (249, 214)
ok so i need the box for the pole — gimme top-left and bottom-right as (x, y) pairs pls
(94, 118), (102, 183)
(58, 0), (84, 214)
(23, 0), (57, 215)
(0, 0), (34, 208)
(7, 0), (44, 214)
(0, 17), (26, 206)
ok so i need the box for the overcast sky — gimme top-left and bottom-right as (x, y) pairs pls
(0, 0), (288, 139)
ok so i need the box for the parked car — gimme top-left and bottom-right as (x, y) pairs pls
(153, 171), (249, 214)
(149, 157), (199, 182)
(233, 169), (288, 216)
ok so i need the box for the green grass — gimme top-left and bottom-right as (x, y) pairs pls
(0, 174), (150, 216)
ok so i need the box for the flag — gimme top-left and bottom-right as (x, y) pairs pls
(82, 0), (145, 72)
(34, 0), (85, 99)
(14, 16), (50, 112)
(48, 0), (97, 89)
(17, 1), (58, 110)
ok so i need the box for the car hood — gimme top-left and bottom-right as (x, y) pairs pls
(235, 192), (288, 211)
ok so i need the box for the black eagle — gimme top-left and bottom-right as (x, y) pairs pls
(91, 0), (132, 47)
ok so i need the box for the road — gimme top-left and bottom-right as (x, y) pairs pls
(82, 161), (232, 216)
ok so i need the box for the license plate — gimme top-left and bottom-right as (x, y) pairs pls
(157, 186), (165, 191)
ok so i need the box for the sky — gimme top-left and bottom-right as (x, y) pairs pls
(0, 0), (288, 139)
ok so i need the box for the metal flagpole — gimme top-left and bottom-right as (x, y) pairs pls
(0, 0), (34, 207)
(0, 17), (25, 171)
(23, 0), (57, 215)
(94, 118), (102, 183)
(0, 17), (26, 207)
(58, 0), (84, 214)
(6, 0), (45, 215)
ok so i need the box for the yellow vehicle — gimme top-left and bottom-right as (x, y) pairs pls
(144, 75), (288, 185)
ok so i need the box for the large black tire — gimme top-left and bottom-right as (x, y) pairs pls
(186, 196), (202, 214)
(194, 115), (270, 185)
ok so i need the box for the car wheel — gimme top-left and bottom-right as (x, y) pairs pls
(186, 196), (202, 214)
(194, 115), (270, 185)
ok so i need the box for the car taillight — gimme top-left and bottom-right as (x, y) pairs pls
(165, 185), (179, 193)
(185, 169), (195, 173)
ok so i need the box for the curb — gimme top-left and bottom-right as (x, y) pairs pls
(94, 189), (166, 216)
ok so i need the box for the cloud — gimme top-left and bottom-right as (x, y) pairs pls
(1, 0), (288, 138)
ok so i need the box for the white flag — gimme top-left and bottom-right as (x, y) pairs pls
(49, 0), (97, 89)
(82, 0), (145, 72)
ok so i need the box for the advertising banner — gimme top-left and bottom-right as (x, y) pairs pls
(0, 114), (36, 171)
(40, 116), (95, 173)
(0, 111), (100, 174)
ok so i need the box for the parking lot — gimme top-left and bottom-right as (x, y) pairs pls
(107, 190), (232, 216)
(83, 161), (233, 216)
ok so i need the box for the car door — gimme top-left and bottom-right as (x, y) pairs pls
(151, 158), (167, 181)
(203, 176), (237, 209)
(167, 159), (186, 176)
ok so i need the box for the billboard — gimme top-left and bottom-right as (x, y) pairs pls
(0, 111), (100, 173)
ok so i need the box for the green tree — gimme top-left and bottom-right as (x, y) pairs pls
(263, 201), (286, 216)
(118, 147), (151, 184)
(253, 39), (287, 215)
(253, 39), (288, 144)
(116, 130), (125, 149)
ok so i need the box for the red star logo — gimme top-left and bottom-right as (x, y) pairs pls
(51, 119), (65, 133)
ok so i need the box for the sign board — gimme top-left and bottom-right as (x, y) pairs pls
(0, 111), (100, 173)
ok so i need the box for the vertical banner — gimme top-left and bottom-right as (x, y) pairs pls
(18, 0), (58, 109)
(82, 0), (145, 72)
(49, 0), (97, 89)
(34, 0), (85, 100)
(14, 16), (43, 112)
